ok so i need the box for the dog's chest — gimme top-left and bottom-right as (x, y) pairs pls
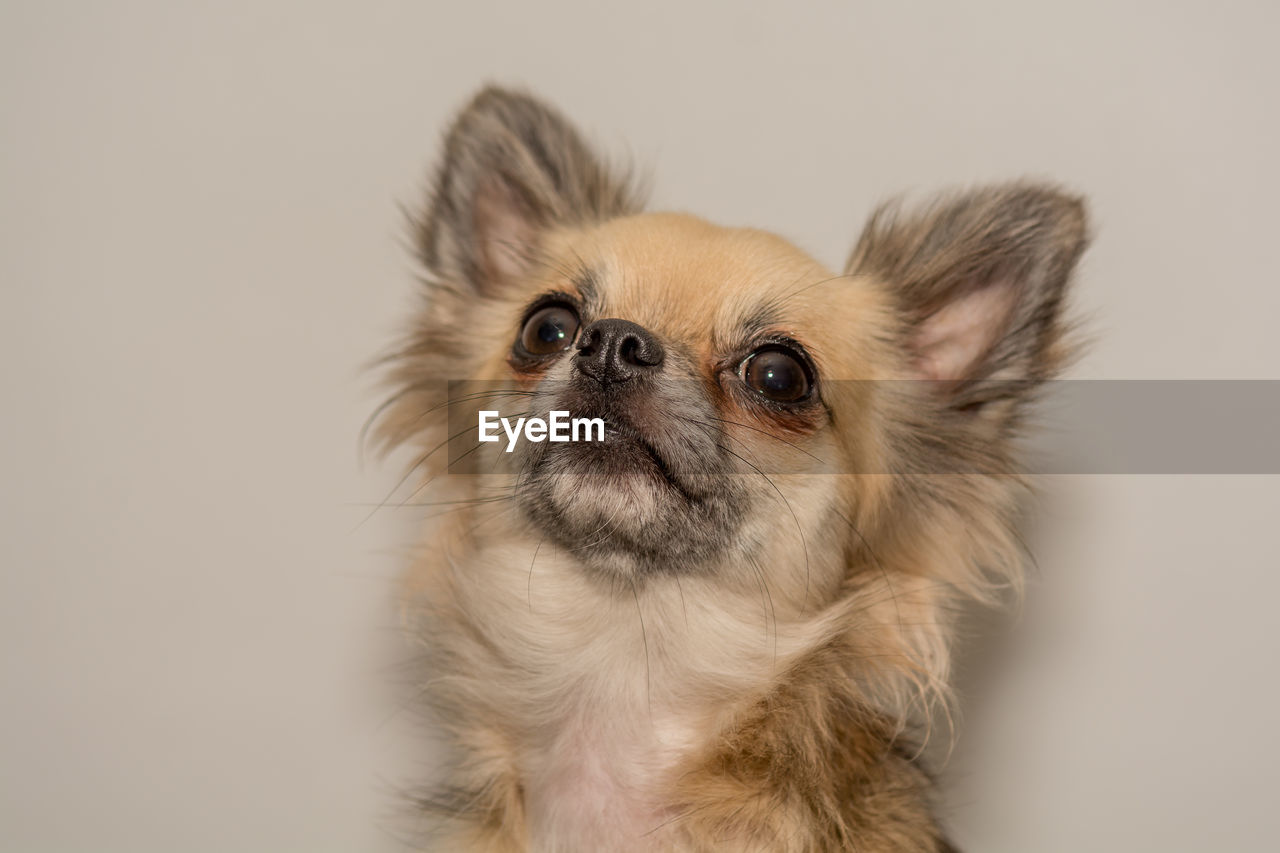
(454, 544), (779, 849)
(521, 699), (698, 852)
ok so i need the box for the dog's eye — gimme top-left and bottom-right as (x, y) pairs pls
(741, 347), (811, 403)
(519, 305), (580, 356)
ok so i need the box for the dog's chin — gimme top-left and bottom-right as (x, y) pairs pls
(516, 435), (743, 577)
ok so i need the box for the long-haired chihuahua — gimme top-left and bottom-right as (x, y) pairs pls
(372, 86), (1088, 852)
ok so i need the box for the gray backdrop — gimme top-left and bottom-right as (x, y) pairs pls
(3, 2), (1277, 851)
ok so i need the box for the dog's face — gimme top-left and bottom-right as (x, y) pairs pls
(383, 88), (1086, 604)
(504, 215), (892, 582)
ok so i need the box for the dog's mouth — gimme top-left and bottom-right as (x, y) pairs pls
(514, 385), (744, 575)
(555, 417), (702, 503)
(520, 433), (738, 574)
(638, 438), (686, 495)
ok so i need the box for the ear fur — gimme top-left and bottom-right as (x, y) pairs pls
(417, 86), (641, 294)
(848, 182), (1088, 403)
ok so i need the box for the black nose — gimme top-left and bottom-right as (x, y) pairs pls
(574, 318), (665, 387)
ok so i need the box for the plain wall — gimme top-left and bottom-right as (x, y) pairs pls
(3, 1), (1277, 850)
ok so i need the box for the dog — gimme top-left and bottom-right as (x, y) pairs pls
(372, 86), (1088, 851)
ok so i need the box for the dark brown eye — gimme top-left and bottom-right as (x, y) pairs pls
(742, 347), (811, 403)
(519, 305), (580, 356)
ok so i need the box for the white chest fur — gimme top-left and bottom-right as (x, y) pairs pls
(522, 698), (696, 851)
(430, 535), (809, 850)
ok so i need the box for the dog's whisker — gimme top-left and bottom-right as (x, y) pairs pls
(719, 444), (812, 613)
(744, 551), (779, 667)
(702, 414), (829, 466)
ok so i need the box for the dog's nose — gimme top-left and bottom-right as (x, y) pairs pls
(574, 318), (665, 386)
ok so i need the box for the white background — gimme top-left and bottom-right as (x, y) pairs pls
(3, 2), (1278, 850)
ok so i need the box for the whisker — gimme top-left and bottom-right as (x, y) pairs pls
(744, 551), (779, 667)
(673, 574), (689, 631)
(630, 577), (653, 721)
(719, 445), (812, 613)
(361, 387), (538, 464)
(411, 496), (517, 525)
(397, 408), (534, 505)
(703, 415), (828, 466)
(527, 537), (544, 611)
(763, 272), (860, 315)
(347, 495), (516, 508)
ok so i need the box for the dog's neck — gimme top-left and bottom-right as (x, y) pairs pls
(422, 513), (842, 848)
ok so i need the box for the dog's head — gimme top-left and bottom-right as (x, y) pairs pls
(380, 87), (1086, 611)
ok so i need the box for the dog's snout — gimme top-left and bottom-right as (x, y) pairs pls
(575, 318), (664, 386)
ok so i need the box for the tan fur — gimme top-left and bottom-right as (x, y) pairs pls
(374, 87), (1088, 851)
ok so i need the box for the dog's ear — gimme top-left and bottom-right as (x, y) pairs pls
(418, 86), (640, 294)
(848, 183), (1088, 408)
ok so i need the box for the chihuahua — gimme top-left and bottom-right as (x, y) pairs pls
(373, 86), (1088, 852)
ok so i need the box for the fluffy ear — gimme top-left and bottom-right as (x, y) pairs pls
(848, 183), (1088, 405)
(417, 86), (640, 294)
